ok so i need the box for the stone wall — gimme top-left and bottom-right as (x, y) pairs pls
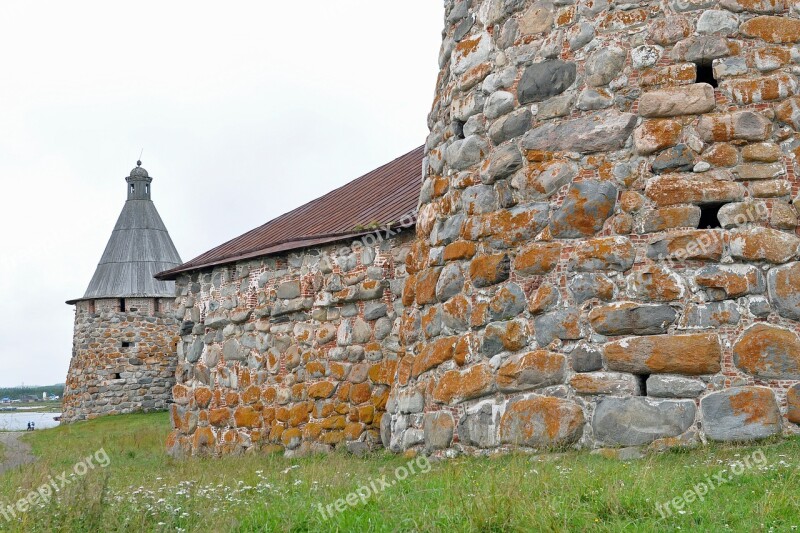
(166, 230), (413, 457)
(384, 0), (800, 456)
(62, 297), (178, 423)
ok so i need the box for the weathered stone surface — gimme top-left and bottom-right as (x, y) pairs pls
(433, 364), (496, 404)
(788, 384), (800, 425)
(696, 111), (772, 142)
(649, 15), (692, 45)
(499, 396), (585, 447)
(701, 387), (782, 442)
(646, 375), (706, 398)
(412, 336), (458, 377)
(512, 160), (578, 199)
(645, 173), (745, 207)
(647, 230), (725, 262)
(470, 253), (511, 287)
(549, 180), (617, 238)
(522, 111), (637, 153)
(585, 47), (627, 87)
(670, 35), (733, 63)
(570, 237), (635, 272)
(482, 319), (528, 356)
(482, 144), (523, 183)
(458, 402), (499, 448)
(489, 108), (533, 144)
(717, 201), (769, 228)
(589, 302), (678, 336)
(696, 9), (739, 35)
(729, 227), (800, 264)
(635, 119), (684, 156)
(570, 372), (640, 396)
(568, 273), (615, 304)
(514, 242), (562, 276)
(424, 411), (455, 452)
(488, 283), (527, 320)
(733, 324), (800, 380)
(740, 15), (800, 44)
(497, 351), (567, 392)
(593, 397), (697, 446)
(680, 301), (741, 329)
(604, 334), (722, 375)
(695, 264), (765, 300)
(446, 135), (491, 171)
(637, 206), (701, 233)
(518, 1), (554, 35)
(775, 95), (800, 129)
(534, 308), (582, 346)
(652, 145), (696, 173)
(518, 60), (577, 104)
(638, 84), (716, 118)
(528, 282), (560, 315)
(768, 262), (800, 320)
(722, 73), (797, 105)
(719, 0), (791, 13)
(571, 343), (604, 373)
(627, 265), (687, 302)
(436, 263), (465, 302)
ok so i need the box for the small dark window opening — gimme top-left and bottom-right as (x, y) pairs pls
(154, 299), (160, 313)
(145, 184), (150, 195)
(111, 373), (120, 380)
(453, 120), (465, 140)
(699, 203), (723, 229)
(130, 184), (135, 195)
(695, 62), (718, 88)
(119, 299), (126, 312)
(129, 307), (138, 312)
(121, 341), (133, 349)
(636, 374), (650, 396)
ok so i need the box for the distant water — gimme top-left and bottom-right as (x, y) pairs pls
(0, 412), (61, 431)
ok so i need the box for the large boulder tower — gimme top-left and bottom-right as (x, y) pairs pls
(384, 1), (800, 455)
(63, 162), (182, 423)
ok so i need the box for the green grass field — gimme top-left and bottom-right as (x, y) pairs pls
(0, 412), (798, 532)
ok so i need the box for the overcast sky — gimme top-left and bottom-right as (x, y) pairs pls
(0, 1), (443, 387)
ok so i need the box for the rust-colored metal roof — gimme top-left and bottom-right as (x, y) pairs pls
(157, 146), (423, 280)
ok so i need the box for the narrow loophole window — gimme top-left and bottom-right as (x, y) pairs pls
(699, 203), (723, 229)
(121, 342), (133, 349)
(695, 62), (718, 88)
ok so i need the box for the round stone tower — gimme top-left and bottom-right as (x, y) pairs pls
(63, 162), (183, 423)
(385, 1), (800, 455)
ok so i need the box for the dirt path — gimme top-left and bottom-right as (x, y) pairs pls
(0, 432), (36, 475)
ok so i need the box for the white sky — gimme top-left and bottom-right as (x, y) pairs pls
(0, 1), (443, 387)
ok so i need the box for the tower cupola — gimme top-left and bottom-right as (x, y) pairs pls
(126, 160), (153, 200)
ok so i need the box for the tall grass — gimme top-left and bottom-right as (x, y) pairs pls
(0, 413), (797, 532)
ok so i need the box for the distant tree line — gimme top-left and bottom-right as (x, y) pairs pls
(0, 384), (65, 400)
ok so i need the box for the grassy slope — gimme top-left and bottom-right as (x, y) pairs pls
(0, 412), (797, 532)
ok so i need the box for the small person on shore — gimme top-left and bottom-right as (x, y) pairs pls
(26, 422), (31, 431)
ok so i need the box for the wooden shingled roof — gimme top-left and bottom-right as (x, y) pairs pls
(157, 146), (424, 280)
(68, 164), (182, 304)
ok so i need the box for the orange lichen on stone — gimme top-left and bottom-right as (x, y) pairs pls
(432, 363), (495, 404)
(443, 241), (477, 261)
(513, 242), (562, 276)
(234, 406), (262, 428)
(740, 16), (800, 44)
(605, 333), (722, 375)
(733, 324), (800, 379)
(499, 396), (585, 447)
(729, 388), (781, 426)
(368, 360), (398, 385)
(412, 336), (458, 377)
